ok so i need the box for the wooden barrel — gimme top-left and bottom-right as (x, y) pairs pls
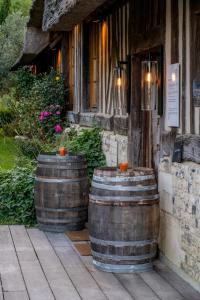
(34, 153), (89, 232)
(89, 167), (159, 273)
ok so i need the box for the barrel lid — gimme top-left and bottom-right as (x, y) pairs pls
(37, 153), (86, 163)
(94, 167), (155, 177)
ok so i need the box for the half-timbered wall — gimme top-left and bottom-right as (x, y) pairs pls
(67, 2), (130, 116)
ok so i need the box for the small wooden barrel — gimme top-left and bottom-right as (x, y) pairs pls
(89, 167), (159, 273)
(35, 153), (89, 232)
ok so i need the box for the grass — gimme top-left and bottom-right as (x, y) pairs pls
(0, 136), (16, 170)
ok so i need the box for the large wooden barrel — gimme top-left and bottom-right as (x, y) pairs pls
(35, 153), (89, 232)
(89, 167), (159, 273)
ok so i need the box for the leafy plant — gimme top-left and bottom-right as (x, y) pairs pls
(14, 68), (67, 141)
(0, 0), (11, 24)
(0, 167), (36, 226)
(63, 126), (106, 179)
(0, 12), (27, 77)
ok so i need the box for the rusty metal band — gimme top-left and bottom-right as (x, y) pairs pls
(93, 174), (155, 183)
(93, 260), (153, 273)
(37, 216), (83, 224)
(37, 164), (87, 169)
(35, 206), (87, 213)
(89, 193), (159, 203)
(91, 250), (156, 261)
(90, 236), (157, 247)
(35, 177), (88, 183)
(91, 182), (157, 192)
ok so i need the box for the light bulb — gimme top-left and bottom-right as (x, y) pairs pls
(117, 77), (122, 87)
(172, 73), (176, 82)
(146, 72), (151, 82)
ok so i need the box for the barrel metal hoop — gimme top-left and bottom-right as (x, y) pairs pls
(35, 177), (88, 183)
(91, 250), (157, 261)
(91, 182), (157, 192)
(89, 194), (159, 202)
(93, 175), (155, 183)
(37, 163), (87, 170)
(35, 206), (88, 213)
(90, 236), (157, 247)
(93, 260), (153, 273)
(37, 217), (83, 224)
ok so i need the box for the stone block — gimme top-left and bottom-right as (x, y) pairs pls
(79, 113), (95, 127)
(114, 115), (129, 135)
(94, 114), (114, 131)
(67, 111), (79, 124)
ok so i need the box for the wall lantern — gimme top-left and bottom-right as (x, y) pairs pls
(141, 60), (158, 111)
(113, 58), (130, 115)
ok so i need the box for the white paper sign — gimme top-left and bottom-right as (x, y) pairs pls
(167, 64), (180, 127)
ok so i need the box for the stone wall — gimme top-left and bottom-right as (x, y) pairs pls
(102, 132), (128, 166)
(159, 158), (200, 290)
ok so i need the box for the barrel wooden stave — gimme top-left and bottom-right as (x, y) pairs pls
(89, 167), (159, 273)
(35, 154), (89, 232)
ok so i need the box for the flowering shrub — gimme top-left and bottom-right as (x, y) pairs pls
(14, 68), (67, 141)
(38, 104), (63, 137)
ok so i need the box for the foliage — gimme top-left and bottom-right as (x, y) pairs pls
(14, 66), (36, 99)
(10, 0), (31, 16)
(0, 12), (27, 77)
(0, 0), (11, 24)
(0, 167), (36, 225)
(0, 109), (13, 127)
(14, 68), (67, 140)
(0, 137), (16, 170)
(15, 137), (47, 160)
(63, 126), (106, 179)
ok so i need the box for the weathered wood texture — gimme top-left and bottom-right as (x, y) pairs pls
(172, 134), (200, 163)
(89, 167), (159, 273)
(0, 225), (199, 299)
(35, 154), (89, 232)
(190, 1), (200, 134)
(128, 0), (165, 168)
(70, 2), (130, 115)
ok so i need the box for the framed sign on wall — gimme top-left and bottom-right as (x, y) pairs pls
(166, 63), (180, 127)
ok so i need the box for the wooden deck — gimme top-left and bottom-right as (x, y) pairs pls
(0, 226), (199, 300)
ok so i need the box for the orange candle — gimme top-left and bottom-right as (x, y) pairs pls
(119, 162), (128, 172)
(59, 147), (66, 156)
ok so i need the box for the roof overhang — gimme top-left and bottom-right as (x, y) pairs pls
(11, 27), (50, 70)
(43, 0), (109, 31)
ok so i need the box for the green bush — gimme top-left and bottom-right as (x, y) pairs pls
(63, 127), (106, 179)
(0, 109), (13, 126)
(0, 167), (36, 226)
(15, 137), (49, 160)
(14, 68), (67, 141)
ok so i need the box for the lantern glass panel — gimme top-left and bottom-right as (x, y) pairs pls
(141, 61), (158, 111)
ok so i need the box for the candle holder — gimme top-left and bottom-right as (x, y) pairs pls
(59, 147), (67, 156)
(119, 162), (128, 172)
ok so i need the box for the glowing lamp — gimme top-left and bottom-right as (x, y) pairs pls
(141, 60), (158, 111)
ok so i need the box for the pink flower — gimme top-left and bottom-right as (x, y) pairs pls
(56, 111), (61, 115)
(54, 125), (62, 133)
(43, 111), (50, 117)
(39, 111), (51, 121)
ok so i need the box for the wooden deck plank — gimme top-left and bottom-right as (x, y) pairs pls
(10, 225), (37, 262)
(27, 228), (81, 300)
(47, 233), (107, 300)
(139, 270), (185, 300)
(0, 226), (27, 293)
(20, 258), (55, 300)
(116, 273), (160, 300)
(154, 261), (200, 300)
(8, 226), (55, 300)
(82, 256), (134, 300)
(4, 291), (29, 300)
